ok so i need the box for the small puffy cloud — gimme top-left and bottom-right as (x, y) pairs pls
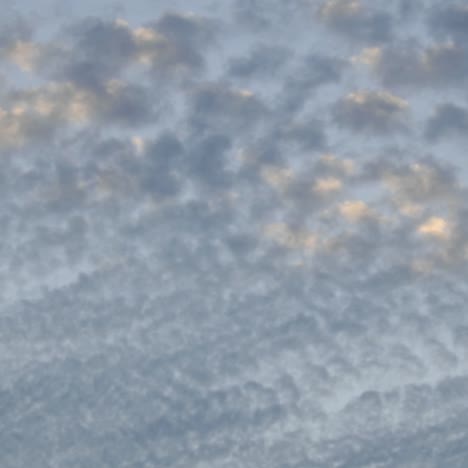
(425, 103), (468, 142)
(4, 40), (41, 72)
(313, 177), (343, 194)
(338, 200), (374, 221)
(333, 90), (409, 133)
(318, 0), (393, 42)
(417, 216), (451, 240)
(264, 223), (318, 251)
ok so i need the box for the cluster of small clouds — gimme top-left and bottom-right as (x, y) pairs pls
(1, 0), (468, 466)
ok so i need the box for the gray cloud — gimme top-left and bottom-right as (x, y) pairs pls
(1, 1), (468, 467)
(317, 0), (393, 43)
(278, 53), (345, 115)
(227, 44), (291, 79)
(333, 90), (409, 133)
(429, 3), (468, 43)
(425, 103), (468, 141)
(187, 82), (268, 135)
(367, 41), (468, 88)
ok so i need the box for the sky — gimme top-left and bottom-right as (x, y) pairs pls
(1, 0), (468, 466)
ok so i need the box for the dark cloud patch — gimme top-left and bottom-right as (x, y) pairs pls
(146, 12), (218, 77)
(187, 133), (233, 188)
(318, 0), (393, 43)
(227, 44), (291, 79)
(188, 83), (267, 135)
(65, 18), (136, 87)
(97, 82), (155, 127)
(278, 117), (327, 151)
(425, 103), (468, 142)
(155, 11), (216, 45)
(333, 90), (409, 133)
(373, 42), (468, 88)
(233, 0), (312, 31)
(0, 14), (31, 48)
(429, 3), (468, 43)
(137, 132), (184, 197)
(32, 13), (217, 89)
(399, 0), (422, 19)
(33, 18), (139, 91)
(278, 53), (345, 114)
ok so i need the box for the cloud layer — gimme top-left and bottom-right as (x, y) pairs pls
(1, 0), (468, 467)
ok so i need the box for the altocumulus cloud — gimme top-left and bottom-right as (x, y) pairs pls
(1, 0), (468, 467)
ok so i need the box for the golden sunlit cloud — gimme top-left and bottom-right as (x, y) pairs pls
(6, 41), (41, 72)
(313, 177), (343, 194)
(417, 216), (451, 239)
(339, 200), (373, 222)
(345, 90), (409, 110)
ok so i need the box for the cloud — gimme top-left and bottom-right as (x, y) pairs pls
(277, 116), (327, 150)
(382, 160), (457, 204)
(429, 3), (468, 43)
(333, 90), (409, 133)
(0, 80), (155, 148)
(264, 222), (318, 251)
(313, 176), (343, 194)
(227, 44), (291, 79)
(317, 0), (393, 43)
(2, 2), (468, 467)
(425, 103), (468, 141)
(3, 40), (42, 72)
(338, 199), (374, 222)
(418, 216), (451, 240)
(0, 14), (31, 49)
(279, 53), (345, 114)
(353, 41), (468, 88)
(10, 12), (218, 88)
(187, 82), (267, 134)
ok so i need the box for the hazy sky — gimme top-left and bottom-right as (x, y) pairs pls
(1, 1), (468, 466)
